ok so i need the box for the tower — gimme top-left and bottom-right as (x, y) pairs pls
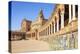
(21, 18), (31, 32)
(37, 9), (44, 21)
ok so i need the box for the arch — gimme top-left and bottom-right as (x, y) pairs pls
(48, 26), (49, 35)
(55, 16), (57, 32)
(52, 22), (54, 33)
(50, 24), (51, 34)
(75, 5), (78, 18)
(58, 8), (61, 30)
(64, 4), (69, 26)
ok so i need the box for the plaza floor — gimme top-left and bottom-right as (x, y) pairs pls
(11, 39), (50, 53)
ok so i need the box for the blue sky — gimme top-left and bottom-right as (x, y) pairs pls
(10, 1), (56, 30)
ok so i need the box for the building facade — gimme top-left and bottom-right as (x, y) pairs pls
(10, 4), (78, 50)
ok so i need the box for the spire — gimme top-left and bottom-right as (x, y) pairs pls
(22, 18), (27, 22)
(38, 9), (44, 19)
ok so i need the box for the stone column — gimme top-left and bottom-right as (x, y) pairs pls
(61, 10), (64, 29)
(49, 26), (50, 35)
(36, 31), (38, 40)
(54, 21), (55, 33)
(69, 4), (72, 23)
(57, 18), (59, 32)
(51, 23), (53, 34)
(72, 5), (76, 20)
(55, 12), (59, 32)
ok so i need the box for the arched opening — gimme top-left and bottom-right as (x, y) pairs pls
(55, 17), (57, 32)
(58, 9), (61, 30)
(64, 4), (69, 26)
(50, 24), (51, 34)
(48, 27), (49, 35)
(75, 5), (78, 18)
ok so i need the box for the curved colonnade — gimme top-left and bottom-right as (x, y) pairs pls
(36, 4), (78, 50)
(10, 4), (78, 50)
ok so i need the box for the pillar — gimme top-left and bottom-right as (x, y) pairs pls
(54, 22), (55, 33)
(51, 23), (53, 34)
(57, 18), (59, 32)
(49, 26), (50, 35)
(72, 5), (76, 20)
(69, 4), (72, 23)
(61, 10), (64, 29)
